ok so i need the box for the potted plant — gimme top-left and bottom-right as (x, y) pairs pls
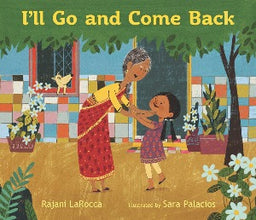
(6, 82), (50, 152)
(200, 84), (228, 154)
(183, 102), (200, 152)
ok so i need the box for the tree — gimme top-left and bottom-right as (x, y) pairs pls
(0, 0), (256, 165)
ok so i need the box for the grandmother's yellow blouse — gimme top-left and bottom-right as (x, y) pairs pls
(93, 83), (130, 112)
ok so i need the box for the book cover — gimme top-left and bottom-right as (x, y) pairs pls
(0, 0), (256, 219)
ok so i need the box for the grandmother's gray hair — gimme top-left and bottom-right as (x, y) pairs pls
(122, 48), (151, 94)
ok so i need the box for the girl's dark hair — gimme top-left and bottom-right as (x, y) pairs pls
(156, 92), (180, 141)
(122, 48), (151, 94)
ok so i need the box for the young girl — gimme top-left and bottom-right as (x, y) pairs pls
(133, 92), (180, 190)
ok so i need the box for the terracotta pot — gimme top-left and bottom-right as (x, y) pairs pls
(7, 136), (36, 152)
(186, 128), (200, 152)
(200, 135), (228, 154)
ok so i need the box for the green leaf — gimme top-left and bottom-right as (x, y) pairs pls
(207, 184), (221, 193)
(7, 208), (18, 215)
(5, 37), (10, 48)
(25, 162), (35, 174)
(11, 195), (22, 201)
(89, 39), (96, 46)
(177, 43), (184, 50)
(108, 45), (115, 54)
(237, 180), (252, 197)
(167, 45), (176, 51)
(228, 175), (238, 183)
(115, 40), (121, 50)
(9, 203), (19, 208)
(1, 188), (11, 199)
(12, 172), (20, 184)
(218, 167), (233, 177)
(185, 44), (191, 51)
(242, 26), (249, 34)
(109, 35), (117, 43)
(239, 50), (247, 55)
(218, 181), (230, 198)
(204, 84), (210, 96)
(247, 207), (256, 220)
(0, 195), (8, 205)
(14, 187), (26, 194)
(25, 199), (38, 220)
(166, 34), (176, 42)
(196, 37), (202, 48)
(207, 41), (214, 48)
(0, 203), (6, 210)
(6, 184), (14, 193)
(10, 177), (17, 188)
(6, 216), (16, 220)
(18, 167), (23, 179)
(244, 38), (251, 46)
(46, 37), (54, 42)
(19, 181), (29, 186)
(207, 212), (221, 220)
(36, 133), (41, 142)
(61, 36), (69, 40)
(93, 45), (100, 53)
(246, 53), (251, 63)
(252, 21), (256, 29)
(237, 169), (250, 179)
(24, 174), (34, 180)
(202, 113), (211, 124)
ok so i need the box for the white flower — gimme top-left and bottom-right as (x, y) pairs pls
(37, 102), (46, 112)
(227, 184), (241, 197)
(11, 125), (20, 135)
(183, 114), (190, 122)
(249, 177), (256, 191)
(44, 83), (51, 90)
(29, 98), (38, 107)
(229, 153), (244, 172)
(241, 157), (256, 176)
(34, 81), (43, 90)
(225, 202), (247, 220)
(191, 116), (198, 123)
(191, 109), (198, 115)
(35, 93), (43, 101)
(27, 86), (35, 97)
(22, 135), (31, 145)
(183, 122), (190, 132)
(190, 124), (196, 132)
(201, 164), (219, 182)
(28, 124), (37, 134)
(30, 108), (38, 117)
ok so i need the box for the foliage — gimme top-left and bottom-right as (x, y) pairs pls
(200, 84), (227, 141)
(183, 102), (199, 132)
(202, 154), (256, 220)
(6, 83), (49, 145)
(25, 200), (37, 220)
(0, 0), (255, 60)
(0, 162), (35, 220)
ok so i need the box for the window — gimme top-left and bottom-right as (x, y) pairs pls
(29, 41), (79, 96)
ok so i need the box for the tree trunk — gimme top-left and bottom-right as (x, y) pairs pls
(224, 65), (244, 166)
(219, 36), (244, 166)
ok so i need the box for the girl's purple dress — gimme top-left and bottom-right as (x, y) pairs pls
(140, 121), (166, 163)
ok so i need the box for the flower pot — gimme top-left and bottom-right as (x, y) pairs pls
(186, 128), (200, 152)
(199, 135), (228, 154)
(7, 137), (36, 152)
